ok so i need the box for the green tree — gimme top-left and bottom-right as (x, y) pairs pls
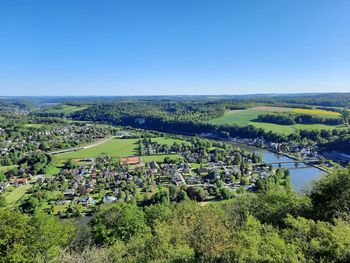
(0, 209), (73, 263)
(283, 215), (350, 262)
(64, 159), (77, 169)
(90, 203), (149, 244)
(0, 196), (7, 207)
(0, 172), (6, 182)
(229, 215), (301, 262)
(220, 187), (233, 200)
(144, 203), (172, 229)
(341, 109), (350, 124)
(309, 166), (350, 221)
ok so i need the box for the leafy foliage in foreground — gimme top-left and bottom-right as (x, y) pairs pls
(0, 211), (73, 263)
(1, 167), (350, 262)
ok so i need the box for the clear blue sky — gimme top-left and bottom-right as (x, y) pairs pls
(0, 0), (349, 96)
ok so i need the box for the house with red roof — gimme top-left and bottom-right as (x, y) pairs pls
(120, 156), (141, 165)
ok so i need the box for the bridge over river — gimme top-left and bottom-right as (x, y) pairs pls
(252, 159), (320, 166)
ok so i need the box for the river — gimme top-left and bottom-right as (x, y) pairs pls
(228, 142), (325, 192)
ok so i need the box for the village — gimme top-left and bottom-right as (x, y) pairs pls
(0, 133), (294, 217)
(0, 118), (338, 218)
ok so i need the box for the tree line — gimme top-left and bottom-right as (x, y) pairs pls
(255, 112), (344, 125)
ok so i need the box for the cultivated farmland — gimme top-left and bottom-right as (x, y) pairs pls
(208, 106), (344, 134)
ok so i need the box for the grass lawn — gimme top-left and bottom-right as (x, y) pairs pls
(24, 123), (45, 128)
(56, 136), (192, 162)
(0, 165), (17, 173)
(209, 108), (267, 126)
(4, 184), (32, 205)
(152, 137), (191, 146)
(208, 106), (344, 135)
(52, 204), (70, 215)
(141, 154), (179, 163)
(43, 165), (62, 176)
(43, 105), (88, 115)
(190, 163), (204, 168)
(57, 138), (140, 160)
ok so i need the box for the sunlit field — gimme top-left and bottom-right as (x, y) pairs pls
(208, 106), (344, 134)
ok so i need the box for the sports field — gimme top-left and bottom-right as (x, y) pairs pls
(56, 137), (189, 161)
(57, 138), (140, 160)
(208, 106), (344, 134)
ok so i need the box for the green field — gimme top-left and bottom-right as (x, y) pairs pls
(4, 184), (32, 205)
(208, 106), (344, 135)
(151, 137), (191, 146)
(43, 105), (88, 115)
(292, 108), (340, 118)
(24, 123), (45, 128)
(55, 136), (194, 164)
(57, 138), (140, 160)
(0, 165), (17, 173)
(141, 154), (179, 163)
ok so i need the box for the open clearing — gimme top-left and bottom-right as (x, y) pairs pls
(43, 105), (88, 115)
(292, 108), (340, 118)
(4, 184), (32, 205)
(151, 137), (191, 146)
(24, 123), (45, 128)
(56, 137), (189, 161)
(0, 165), (17, 173)
(141, 154), (179, 163)
(208, 106), (344, 134)
(57, 138), (140, 160)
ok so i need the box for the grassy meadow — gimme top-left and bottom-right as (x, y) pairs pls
(56, 137), (188, 162)
(0, 165), (17, 173)
(42, 104), (88, 115)
(4, 184), (32, 206)
(151, 137), (191, 146)
(208, 106), (344, 135)
(24, 123), (45, 128)
(56, 138), (140, 160)
(141, 154), (179, 163)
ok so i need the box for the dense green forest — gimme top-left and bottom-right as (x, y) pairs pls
(255, 112), (344, 125)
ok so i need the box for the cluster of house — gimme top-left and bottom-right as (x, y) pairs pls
(52, 154), (240, 203)
(0, 149), (277, 211)
(0, 176), (29, 194)
(201, 134), (320, 160)
(0, 133), (280, 209)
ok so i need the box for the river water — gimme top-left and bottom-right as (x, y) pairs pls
(228, 142), (325, 192)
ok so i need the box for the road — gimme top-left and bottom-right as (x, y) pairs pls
(49, 135), (117, 155)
